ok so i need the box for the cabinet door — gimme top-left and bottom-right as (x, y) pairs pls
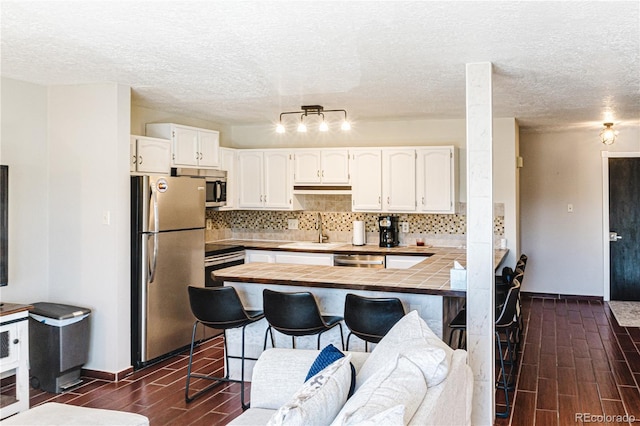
(172, 126), (199, 167)
(198, 130), (220, 168)
(416, 147), (455, 213)
(237, 151), (264, 208)
(321, 149), (350, 184)
(220, 148), (236, 209)
(134, 136), (171, 174)
(351, 150), (382, 211)
(130, 137), (137, 172)
(263, 151), (291, 209)
(383, 149), (416, 211)
(245, 250), (276, 263)
(293, 150), (321, 184)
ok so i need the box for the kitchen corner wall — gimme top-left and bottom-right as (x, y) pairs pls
(206, 194), (505, 247)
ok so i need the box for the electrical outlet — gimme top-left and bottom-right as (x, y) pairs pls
(567, 203), (574, 213)
(400, 221), (409, 233)
(287, 218), (299, 230)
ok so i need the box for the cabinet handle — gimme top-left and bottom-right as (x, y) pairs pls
(196, 152), (199, 160)
(422, 197), (425, 205)
(260, 195), (263, 202)
(378, 196), (381, 205)
(387, 196), (390, 205)
(132, 155), (137, 164)
(322, 170), (324, 177)
(317, 170), (320, 177)
(264, 195), (267, 203)
(139, 155), (143, 165)
(200, 152), (203, 160)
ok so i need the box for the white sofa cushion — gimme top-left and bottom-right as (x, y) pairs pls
(330, 354), (427, 425)
(356, 310), (453, 389)
(267, 354), (353, 426)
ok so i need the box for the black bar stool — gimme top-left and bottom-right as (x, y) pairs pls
(495, 279), (521, 418)
(343, 293), (405, 351)
(262, 288), (344, 350)
(185, 286), (264, 409)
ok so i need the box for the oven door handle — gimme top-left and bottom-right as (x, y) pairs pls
(205, 252), (245, 267)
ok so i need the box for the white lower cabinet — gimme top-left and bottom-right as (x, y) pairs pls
(274, 252), (334, 266)
(246, 250), (333, 266)
(386, 255), (428, 269)
(245, 250), (276, 263)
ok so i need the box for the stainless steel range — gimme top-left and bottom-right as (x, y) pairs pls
(204, 244), (245, 287)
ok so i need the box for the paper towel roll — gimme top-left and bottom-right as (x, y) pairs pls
(352, 221), (365, 246)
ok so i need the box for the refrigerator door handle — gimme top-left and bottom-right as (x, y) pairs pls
(151, 182), (160, 234)
(149, 233), (158, 283)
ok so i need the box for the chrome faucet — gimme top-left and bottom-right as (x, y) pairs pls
(316, 212), (328, 243)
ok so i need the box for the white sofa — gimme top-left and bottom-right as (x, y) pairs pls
(228, 311), (473, 426)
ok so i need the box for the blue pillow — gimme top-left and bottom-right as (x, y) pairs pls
(305, 344), (356, 398)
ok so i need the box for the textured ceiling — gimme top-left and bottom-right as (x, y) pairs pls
(1, 1), (639, 132)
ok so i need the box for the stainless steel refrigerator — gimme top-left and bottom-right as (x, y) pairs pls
(131, 175), (205, 368)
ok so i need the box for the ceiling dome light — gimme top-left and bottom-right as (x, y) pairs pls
(600, 122), (618, 145)
(341, 120), (351, 131)
(276, 122), (285, 133)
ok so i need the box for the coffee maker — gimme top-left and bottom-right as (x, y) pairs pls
(379, 216), (399, 247)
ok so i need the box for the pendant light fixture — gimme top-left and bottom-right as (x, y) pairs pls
(600, 122), (618, 145)
(276, 105), (350, 133)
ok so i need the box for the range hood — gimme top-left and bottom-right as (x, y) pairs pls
(292, 185), (352, 194)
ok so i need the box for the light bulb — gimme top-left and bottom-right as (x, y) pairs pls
(297, 122), (307, 132)
(341, 120), (351, 131)
(319, 121), (329, 132)
(600, 123), (617, 145)
(276, 123), (285, 133)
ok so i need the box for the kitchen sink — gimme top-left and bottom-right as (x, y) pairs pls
(278, 242), (346, 250)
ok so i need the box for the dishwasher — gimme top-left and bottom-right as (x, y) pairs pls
(334, 254), (386, 268)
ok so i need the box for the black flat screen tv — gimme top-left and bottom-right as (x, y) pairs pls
(1, 165), (7, 286)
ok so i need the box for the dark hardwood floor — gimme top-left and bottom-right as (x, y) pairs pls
(3, 296), (639, 425)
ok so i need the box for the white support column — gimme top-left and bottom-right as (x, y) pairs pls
(465, 62), (495, 425)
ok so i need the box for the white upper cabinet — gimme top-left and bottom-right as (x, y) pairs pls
(130, 135), (171, 174)
(145, 123), (220, 169)
(219, 147), (236, 210)
(350, 149), (383, 211)
(293, 149), (350, 185)
(416, 146), (457, 213)
(237, 150), (300, 210)
(382, 148), (416, 211)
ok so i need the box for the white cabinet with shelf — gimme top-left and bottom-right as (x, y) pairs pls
(237, 150), (301, 210)
(382, 148), (416, 211)
(0, 307), (30, 419)
(219, 147), (236, 210)
(350, 149), (382, 211)
(416, 146), (457, 214)
(293, 149), (350, 185)
(351, 148), (416, 212)
(145, 123), (219, 169)
(129, 135), (171, 174)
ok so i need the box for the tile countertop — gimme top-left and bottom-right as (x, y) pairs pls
(211, 239), (509, 297)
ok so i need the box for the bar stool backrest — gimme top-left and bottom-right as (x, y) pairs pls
(187, 286), (249, 329)
(263, 289), (326, 334)
(496, 280), (520, 327)
(344, 294), (405, 343)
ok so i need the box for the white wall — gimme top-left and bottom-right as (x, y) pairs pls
(47, 83), (131, 373)
(0, 78), (50, 302)
(520, 126), (640, 296)
(230, 117), (520, 266)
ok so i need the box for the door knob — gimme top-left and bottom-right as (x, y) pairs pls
(609, 231), (623, 242)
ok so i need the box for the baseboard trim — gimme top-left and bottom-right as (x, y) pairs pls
(82, 366), (134, 382)
(521, 291), (603, 302)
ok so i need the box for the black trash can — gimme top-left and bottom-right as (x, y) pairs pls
(29, 302), (91, 393)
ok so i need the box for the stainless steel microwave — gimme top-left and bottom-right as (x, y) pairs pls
(205, 169), (227, 208)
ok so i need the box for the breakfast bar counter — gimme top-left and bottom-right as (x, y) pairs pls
(211, 241), (508, 381)
(213, 241), (508, 297)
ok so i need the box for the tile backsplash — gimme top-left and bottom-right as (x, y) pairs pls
(206, 195), (504, 248)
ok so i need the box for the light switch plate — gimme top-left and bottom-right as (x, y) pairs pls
(400, 221), (409, 233)
(287, 219), (299, 230)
